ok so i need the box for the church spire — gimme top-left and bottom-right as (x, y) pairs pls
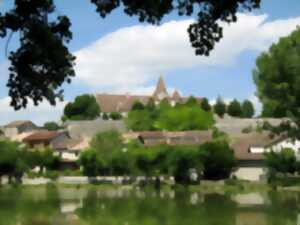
(153, 76), (168, 100)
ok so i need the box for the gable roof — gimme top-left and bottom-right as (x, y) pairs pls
(123, 130), (213, 146)
(230, 132), (281, 161)
(172, 90), (181, 100)
(23, 130), (64, 142)
(95, 94), (150, 113)
(5, 120), (35, 128)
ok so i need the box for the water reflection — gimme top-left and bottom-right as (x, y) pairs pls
(0, 185), (299, 225)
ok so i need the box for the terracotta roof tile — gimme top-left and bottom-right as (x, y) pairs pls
(23, 130), (62, 142)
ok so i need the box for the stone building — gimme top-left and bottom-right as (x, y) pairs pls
(95, 76), (202, 115)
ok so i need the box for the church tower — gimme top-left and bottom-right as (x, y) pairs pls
(152, 76), (169, 101)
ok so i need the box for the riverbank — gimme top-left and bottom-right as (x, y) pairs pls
(2, 176), (300, 194)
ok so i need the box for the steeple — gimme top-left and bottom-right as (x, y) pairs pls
(172, 90), (181, 100)
(153, 76), (169, 100)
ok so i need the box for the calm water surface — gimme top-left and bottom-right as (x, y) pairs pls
(0, 185), (299, 225)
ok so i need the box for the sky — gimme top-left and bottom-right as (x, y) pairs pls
(1, 0), (300, 125)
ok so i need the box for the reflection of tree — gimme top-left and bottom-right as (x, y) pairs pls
(0, 185), (62, 225)
(76, 189), (237, 225)
(266, 191), (299, 225)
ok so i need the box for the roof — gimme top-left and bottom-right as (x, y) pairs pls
(172, 90), (181, 100)
(53, 137), (89, 151)
(230, 132), (282, 161)
(23, 130), (63, 142)
(95, 94), (150, 113)
(153, 76), (168, 99)
(5, 120), (35, 128)
(123, 130), (213, 146)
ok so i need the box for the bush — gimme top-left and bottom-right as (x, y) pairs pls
(110, 112), (122, 120)
(241, 126), (253, 133)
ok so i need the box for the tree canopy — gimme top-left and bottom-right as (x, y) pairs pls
(200, 97), (211, 111)
(0, 0), (261, 109)
(63, 94), (100, 121)
(213, 96), (226, 118)
(126, 99), (215, 131)
(241, 100), (255, 118)
(227, 99), (242, 117)
(253, 27), (300, 138)
(44, 121), (60, 131)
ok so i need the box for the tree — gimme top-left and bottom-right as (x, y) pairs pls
(200, 97), (211, 111)
(0, 1), (261, 109)
(0, 140), (31, 183)
(227, 99), (242, 117)
(199, 141), (236, 180)
(213, 96), (226, 118)
(264, 148), (297, 175)
(44, 121), (60, 131)
(253, 27), (300, 138)
(155, 105), (215, 131)
(126, 110), (157, 131)
(241, 100), (255, 118)
(78, 150), (99, 177)
(63, 94), (100, 121)
(185, 96), (198, 106)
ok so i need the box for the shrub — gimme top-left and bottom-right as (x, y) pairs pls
(110, 112), (122, 120)
(241, 126), (253, 133)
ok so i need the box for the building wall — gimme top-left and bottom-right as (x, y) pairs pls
(233, 167), (266, 181)
(267, 139), (300, 159)
(250, 139), (300, 159)
(4, 127), (19, 138)
(19, 123), (37, 133)
(59, 151), (79, 162)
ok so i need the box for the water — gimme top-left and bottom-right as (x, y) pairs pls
(0, 185), (299, 225)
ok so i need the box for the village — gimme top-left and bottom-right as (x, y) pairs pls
(0, 77), (296, 183)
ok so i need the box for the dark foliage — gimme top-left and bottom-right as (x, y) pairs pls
(63, 94), (100, 121)
(227, 99), (242, 117)
(0, 0), (75, 109)
(254, 28), (300, 138)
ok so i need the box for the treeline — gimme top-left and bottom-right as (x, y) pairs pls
(78, 131), (236, 184)
(0, 140), (60, 184)
(59, 93), (255, 123)
(213, 97), (255, 118)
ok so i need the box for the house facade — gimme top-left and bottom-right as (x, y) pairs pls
(230, 132), (300, 181)
(95, 76), (202, 115)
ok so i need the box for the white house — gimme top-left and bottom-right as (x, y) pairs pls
(231, 132), (283, 181)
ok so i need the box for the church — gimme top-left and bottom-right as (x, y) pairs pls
(95, 76), (202, 114)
